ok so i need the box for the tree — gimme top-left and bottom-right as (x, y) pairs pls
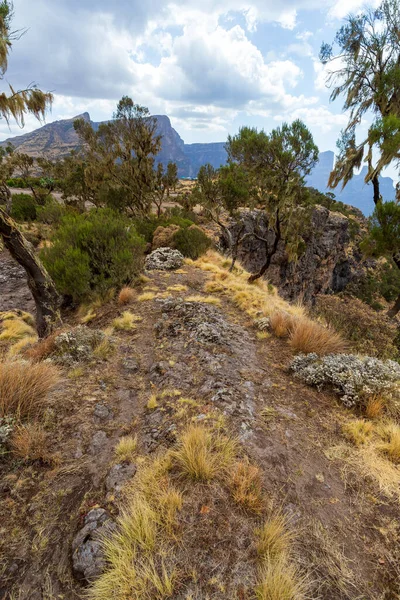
(361, 201), (400, 316)
(0, 0), (59, 337)
(321, 0), (400, 314)
(227, 120), (318, 282)
(74, 97), (162, 215)
(152, 161), (178, 217)
(45, 151), (97, 211)
(11, 152), (54, 204)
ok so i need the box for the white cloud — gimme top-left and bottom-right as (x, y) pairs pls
(328, 0), (380, 19)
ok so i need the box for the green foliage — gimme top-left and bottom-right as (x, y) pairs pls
(172, 225), (211, 259)
(10, 193), (36, 221)
(164, 205), (198, 223)
(348, 260), (400, 306)
(133, 215), (194, 244)
(41, 209), (145, 303)
(362, 201), (400, 257)
(36, 198), (67, 225)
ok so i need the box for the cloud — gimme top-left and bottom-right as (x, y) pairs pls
(328, 0), (380, 19)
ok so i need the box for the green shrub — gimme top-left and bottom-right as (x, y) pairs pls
(41, 209), (145, 303)
(133, 215), (194, 244)
(164, 205), (198, 223)
(10, 193), (37, 221)
(172, 225), (211, 259)
(36, 199), (67, 225)
(347, 260), (400, 307)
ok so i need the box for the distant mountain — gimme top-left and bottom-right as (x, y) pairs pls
(0, 112), (225, 179)
(307, 151), (396, 215)
(0, 116), (396, 215)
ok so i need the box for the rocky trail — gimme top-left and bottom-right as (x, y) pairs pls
(0, 262), (399, 599)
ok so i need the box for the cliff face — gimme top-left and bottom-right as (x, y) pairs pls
(223, 206), (368, 304)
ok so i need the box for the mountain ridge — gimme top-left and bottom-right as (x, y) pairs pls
(0, 113), (396, 215)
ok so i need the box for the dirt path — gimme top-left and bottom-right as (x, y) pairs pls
(0, 264), (399, 599)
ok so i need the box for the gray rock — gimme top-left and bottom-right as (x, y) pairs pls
(90, 431), (107, 454)
(93, 403), (112, 421)
(53, 326), (106, 366)
(105, 463), (137, 492)
(145, 247), (184, 271)
(121, 357), (139, 373)
(72, 508), (115, 581)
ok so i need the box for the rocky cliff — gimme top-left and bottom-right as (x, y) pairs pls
(222, 206), (369, 304)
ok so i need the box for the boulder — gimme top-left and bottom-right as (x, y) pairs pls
(72, 508), (116, 581)
(145, 247), (184, 271)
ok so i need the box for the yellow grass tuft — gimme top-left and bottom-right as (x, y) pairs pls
(147, 394), (158, 410)
(80, 308), (97, 324)
(343, 419), (374, 447)
(0, 360), (60, 419)
(270, 312), (295, 338)
(166, 284), (188, 293)
(118, 286), (136, 305)
(289, 318), (347, 355)
(113, 311), (141, 331)
(8, 336), (38, 357)
(171, 424), (237, 481)
(186, 295), (221, 306)
(115, 435), (138, 462)
(255, 558), (307, 600)
(138, 292), (156, 302)
(93, 338), (114, 359)
(256, 513), (293, 561)
(230, 460), (263, 512)
(377, 422), (400, 464)
(256, 331), (270, 341)
(10, 422), (48, 461)
(0, 317), (37, 342)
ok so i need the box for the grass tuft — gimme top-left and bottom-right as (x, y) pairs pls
(255, 558), (307, 600)
(0, 317), (37, 342)
(171, 424), (237, 482)
(343, 419), (374, 447)
(289, 318), (347, 355)
(138, 292), (156, 302)
(0, 360), (60, 419)
(256, 512), (293, 561)
(115, 435), (138, 462)
(365, 395), (386, 420)
(118, 286), (136, 305)
(113, 311), (141, 331)
(166, 284), (188, 293)
(230, 460), (264, 512)
(10, 423), (48, 461)
(377, 422), (400, 464)
(186, 295), (221, 306)
(147, 394), (158, 410)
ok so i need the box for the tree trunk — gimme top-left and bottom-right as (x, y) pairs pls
(372, 175), (380, 206)
(248, 210), (281, 283)
(0, 208), (61, 337)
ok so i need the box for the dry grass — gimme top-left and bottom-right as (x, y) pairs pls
(87, 452), (179, 600)
(342, 419), (373, 447)
(365, 395), (386, 420)
(113, 311), (141, 331)
(255, 558), (307, 600)
(0, 360), (60, 419)
(0, 317), (37, 342)
(93, 338), (114, 360)
(166, 284), (188, 293)
(256, 513), (293, 561)
(115, 435), (138, 462)
(8, 336), (38, 357)
(196, 252), (305, 320)
(10, 423), (48, 461)
(23, 330), (61, 362)
(186, 295), (221, 306)
(270, 312), (295, 338)
(377, 422), (400, 464)
(230, 460), (264, 512)
(289, 318), (347, 355)
(171, 424), (237, 482)
(118, 286), (136, 305)
(147, 394), (158, 410)
(138, 292), (156, 302)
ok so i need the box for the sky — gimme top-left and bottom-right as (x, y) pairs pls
(2, 0), (397, 181)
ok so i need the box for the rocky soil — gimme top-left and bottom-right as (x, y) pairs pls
(0, 251), (35, 314)
(0, 262), (399, 599)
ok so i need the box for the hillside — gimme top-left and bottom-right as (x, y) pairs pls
(1, 115), (396, 214)
(0, 247), (399, 599)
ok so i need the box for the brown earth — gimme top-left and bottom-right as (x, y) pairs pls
(0, 263), (399, 599)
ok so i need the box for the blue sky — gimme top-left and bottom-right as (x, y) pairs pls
(3, 0), (396, 180)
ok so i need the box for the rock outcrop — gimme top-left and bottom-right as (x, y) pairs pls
(145, 247), (184, 271)
(222, 206), (368, 304)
